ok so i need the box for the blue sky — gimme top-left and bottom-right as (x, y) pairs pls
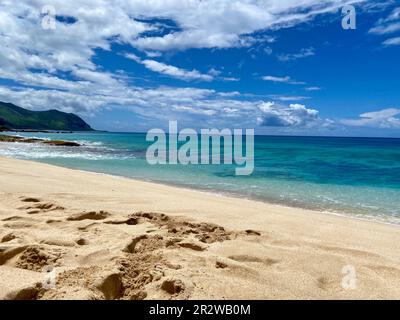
(0, 1), (399, 137)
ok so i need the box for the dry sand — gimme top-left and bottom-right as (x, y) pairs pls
(0, 156), (399, 300)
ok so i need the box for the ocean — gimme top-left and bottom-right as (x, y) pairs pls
(1, 131), (399, 224)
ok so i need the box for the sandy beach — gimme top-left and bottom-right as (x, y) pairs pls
(0, 156), (399, 300)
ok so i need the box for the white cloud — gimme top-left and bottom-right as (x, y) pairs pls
(144, 51), (162, 58)
(262, 75), (305, 85)
(125, 55), (240, 82)
(208, 68), (221, 77)
(172, 105), (217, 116)
(142, 59), (212, 82)
(218, 91), (241, 97)
(257, 102), (323, 127)
(370, 22), (400, 35)
(124, 53), (213, 81)
(0, 81), (217, 116)
(305, 86), (321, 91)
(369, 7), (400, 34)
(383, 36), (400, 46)
(277, 47), (315, 62)
(0, 82), (339, 132)
(264, 47), (273, 55)
(369, 7), (400, 46)
(341, 108), (400, 128)
(221, 77), (240, 82)
(207, 68), (240, 81)
(0, 1), (365, 83)
(262, 75), (291, 83)
(0, 0), (370, 131)
(128, 0), (364, 51)
(271, 95), (310, 101)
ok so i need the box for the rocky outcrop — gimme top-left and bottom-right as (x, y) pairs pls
(0, 134), (81, 147)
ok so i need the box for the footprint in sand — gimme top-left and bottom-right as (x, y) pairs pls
(1, 233), (18, 243)
(228, 255), (279, 266)
(95, 273), (123, 300)
(315, 244), (380, 259)
(178, 241), (207, 252)
(14, 246), (63, 272)
(1, 215), (27, 222)
(130, 212), (234, 245)
(0, 245), (28, 265)
(215, 260), (228, 269)
(3, 222), (36, 229)
(76, 238), (89, 246)
(67, 210), (110, 221)
(103, 217), (139, 225)
(161, 279), (185, 295)
(132, 212), (170, 224)
(244, 230), (261, 236)
(365, 264), (400, 276)
(2, 216), (37, 229)
(316, 276), (338, 291)
(27, 210), (41, 215)
(123, 235), (149, 253)
(19, 202), (64, 213)
(46, 219), (63, 224)
(19, 197), (41, 203)
(123, 234), (165, 254)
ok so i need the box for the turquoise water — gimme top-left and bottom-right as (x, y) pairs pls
(1, 131), (400, 224)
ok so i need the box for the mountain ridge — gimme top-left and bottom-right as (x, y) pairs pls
(0, 101), (93, 131)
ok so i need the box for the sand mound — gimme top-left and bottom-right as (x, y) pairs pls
(15, 246), (62, 272)
(130, 211), (236, 244)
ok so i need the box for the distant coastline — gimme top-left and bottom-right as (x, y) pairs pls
(0, 101), (94, 132)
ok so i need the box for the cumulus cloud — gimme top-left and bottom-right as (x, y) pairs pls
(257, 102), (322, 127)
(0, 71), (219, 114)
(0, 0), (368, 130)
(341, 108), (400, 128)
(129, 0), (364, 51)
(0, 0), (366, 83)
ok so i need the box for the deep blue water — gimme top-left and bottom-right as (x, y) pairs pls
(1, 131), (400, 224)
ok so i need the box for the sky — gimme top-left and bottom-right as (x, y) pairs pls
(0, 0), (399, 137)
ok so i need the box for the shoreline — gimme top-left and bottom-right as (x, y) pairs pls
(2, 131), (399, 227)
(63, 162), (400, 228)
(2, 154), (399, 227)
(1, 156), (400, 299)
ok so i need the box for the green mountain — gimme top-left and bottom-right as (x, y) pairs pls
(0, 101), (93, 131)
